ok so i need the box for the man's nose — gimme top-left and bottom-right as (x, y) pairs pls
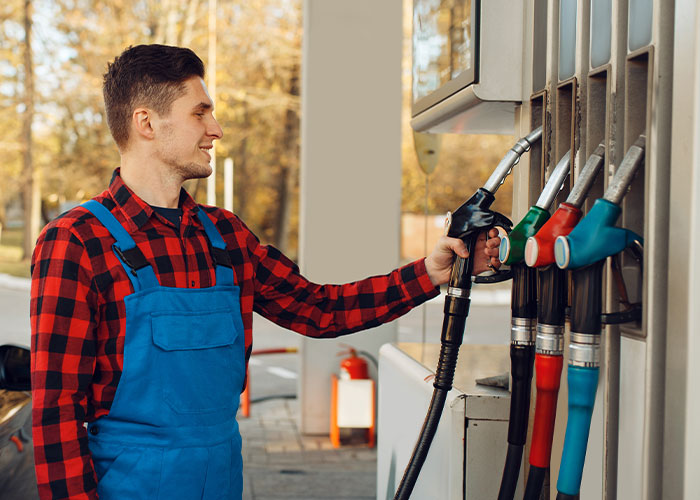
(209, 118), (223, 140)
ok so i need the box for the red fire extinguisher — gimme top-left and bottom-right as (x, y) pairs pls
(338, 347), (369, 380)
(331, 345), (376, 449)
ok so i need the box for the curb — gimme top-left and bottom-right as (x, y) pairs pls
(0, 274), (31, 292)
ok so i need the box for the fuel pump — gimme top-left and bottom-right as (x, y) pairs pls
(495, 151), (572, 500)
(521, 144), (606, 500)
(393, 127), (542, 500)
(553, 136), (645, 500)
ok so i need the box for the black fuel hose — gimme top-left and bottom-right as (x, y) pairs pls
(497, 264), (537, 500)
(393, 189), (512, 500)
(393, 240), (477, 500)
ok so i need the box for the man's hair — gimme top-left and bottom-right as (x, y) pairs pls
(103, 44), (205, 149)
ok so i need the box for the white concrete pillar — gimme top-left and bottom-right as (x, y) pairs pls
(299, 0), (403, 434)
(664, 0), (700, 497)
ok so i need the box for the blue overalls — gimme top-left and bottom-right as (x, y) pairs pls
(82, 200), (246, 500)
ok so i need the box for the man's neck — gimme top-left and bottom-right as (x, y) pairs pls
(119, 155), (183, 209)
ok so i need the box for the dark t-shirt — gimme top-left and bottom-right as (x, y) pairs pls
(151, 206), (183, 229)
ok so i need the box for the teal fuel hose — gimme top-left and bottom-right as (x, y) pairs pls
(393, 127), (542, 500)
(553, 136), (645, 499)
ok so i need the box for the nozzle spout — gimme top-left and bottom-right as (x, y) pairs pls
(566, 144), (605, 208)
(603, 136), (645, 205)
(483, 126), (543, 194)
(535, 151), (571, 210)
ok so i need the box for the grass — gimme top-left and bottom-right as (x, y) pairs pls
(0, 227), (31, 278)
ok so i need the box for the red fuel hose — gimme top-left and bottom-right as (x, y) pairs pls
(529, 354), (564, 467)
(523, 204), (581, 500)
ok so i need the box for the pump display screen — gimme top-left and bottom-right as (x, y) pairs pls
(412, 0), (477, 115)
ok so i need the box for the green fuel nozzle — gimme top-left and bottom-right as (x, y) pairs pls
(499, 151), (571, 266)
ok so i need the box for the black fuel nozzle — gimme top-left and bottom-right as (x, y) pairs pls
(445, 189), (514, 288)
(439, 189), (513, 350)
(446, 188), (514, 242)
(394, 127), (541, 500)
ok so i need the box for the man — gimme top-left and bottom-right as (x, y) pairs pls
(30, 44), (501, 500)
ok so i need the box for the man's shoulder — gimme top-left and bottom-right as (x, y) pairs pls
(197, 204), (246, 232)
(196, 204), (260, 249)
(40, 191), (112, 242)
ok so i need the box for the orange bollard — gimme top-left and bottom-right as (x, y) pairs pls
(240, 373), (251, 418)
(330, 374), (340, 448)
(238, 346), (298, 418)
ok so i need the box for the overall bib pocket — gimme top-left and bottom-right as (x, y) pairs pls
(90, 442), (162, 500)
(151, 310), (244, 414)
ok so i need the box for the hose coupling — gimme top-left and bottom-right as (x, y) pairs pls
(536, 324), (565, 355)
(512, 317), (536, 346)
(568, 333), (601, 367)
(447, 286), (470, 298)
(512, 136), (534, 156)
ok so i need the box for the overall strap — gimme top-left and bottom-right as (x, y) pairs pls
(82, 200), (160, 291)
(195, 209), (235, 286)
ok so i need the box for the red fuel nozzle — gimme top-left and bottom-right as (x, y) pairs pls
(524, 203), (582, 267)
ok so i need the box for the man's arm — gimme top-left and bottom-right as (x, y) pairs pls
(248, 224), (500, 338)
(31, 223), (99, 500)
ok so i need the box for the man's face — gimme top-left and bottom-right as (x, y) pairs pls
(152, 77), (223, 180)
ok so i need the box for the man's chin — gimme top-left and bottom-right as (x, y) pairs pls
(179, 164), (213, 180)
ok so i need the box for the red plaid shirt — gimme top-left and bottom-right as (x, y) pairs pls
(30, 171), (439, 499)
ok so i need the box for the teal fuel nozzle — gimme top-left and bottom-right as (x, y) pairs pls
(500, 151), (571, 265)
(555, 137), (645, 269)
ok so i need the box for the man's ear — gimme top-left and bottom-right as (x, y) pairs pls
(132, 107), (155, 140)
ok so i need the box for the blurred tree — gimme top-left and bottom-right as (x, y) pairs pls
(215, 0), (301, 254)
(21, 0), (41, 258)
(27, 0), (304, 258)
(0, 0), (24, 239)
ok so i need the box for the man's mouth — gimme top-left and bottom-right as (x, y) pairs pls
(199, 146), (212, 159)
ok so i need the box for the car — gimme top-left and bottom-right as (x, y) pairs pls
(0, 344), (39, 500)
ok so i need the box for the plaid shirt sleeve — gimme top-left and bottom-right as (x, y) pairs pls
(30, 222), (99, 500)
(245, 228), (440, 337)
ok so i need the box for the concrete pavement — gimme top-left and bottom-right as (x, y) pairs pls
(239, 398), (377, 500)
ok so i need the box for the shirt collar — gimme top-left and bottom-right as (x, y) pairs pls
(107, 168), (200, 233)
